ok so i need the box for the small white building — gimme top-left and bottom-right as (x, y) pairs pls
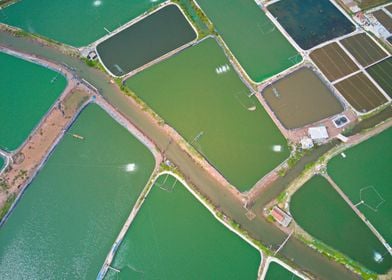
(308, 126), (329, 143)
(300, 137), (314, 150)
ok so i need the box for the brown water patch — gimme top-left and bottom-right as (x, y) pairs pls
(335, 72), (387, 113)
(310, 42), (358, 82)
(262, 67), (344, 129)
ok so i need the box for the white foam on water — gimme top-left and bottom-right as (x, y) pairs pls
(215, 64), (231, 75)
(151, 0), (159, 2)
(93, 0), (102, 7)
(373, 251), (383, 263)
(124, 163), (137, 172)
(272, 145), (283, 152)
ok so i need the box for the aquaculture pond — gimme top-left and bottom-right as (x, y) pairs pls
(366, 57), (392, 98)
(328, 128), (392, 245)
(0, 157), (4, 171)
(291, 176), (392, 274)
(97, 4), (197, 76)
(262, 67), (343, 129)
(310, 42), (359, 82)
(0, 105), (155, 279)
(105, 174), (260, 280)
(268, 0), (355, 50)
(264, 261), (302, 280)
(196, 0), (300, 82)
(0, 0), (165, 46)
(126, 38), (289, 191)
(340, 33), (388, 67)
(0, 51), (66, 151)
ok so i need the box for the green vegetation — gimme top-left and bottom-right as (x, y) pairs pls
(0, 193), (16, 221)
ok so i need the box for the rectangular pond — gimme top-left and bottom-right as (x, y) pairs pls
(328, 128), (392, 246)
(366, 57), (392, 98)
(268, 0), (355, 50)
(310, 42), (359, 82)
(290, 175), (392, 274)
(125, 38), (289, 191)
(196, 0), (300, 82)
(0, 51), (66, 151)
(104, 174), (261, 279)
(340, 33), (388, 67)
(0, 0), (165, 47)
(335, 72), (387, 113)
(264, 261), (302, 280)
(97, 4), (197, 77)
(262, 67), (344, 129)
(0, 104), (156, 279)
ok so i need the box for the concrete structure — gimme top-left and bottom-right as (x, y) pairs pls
(300, 137), (314, 150)
(308, 126), (329, 143)
(271, 206), (292, 227)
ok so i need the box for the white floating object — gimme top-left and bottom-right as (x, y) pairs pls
(272, 145), (282, 152)
(125, 163), (137, 172)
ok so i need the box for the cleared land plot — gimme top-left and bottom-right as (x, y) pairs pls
(196, 0), (300, 82)
(96, 4), (197, 77)
(291, 176), (392, 274)
(310, 42), (359, 81)
(0, 0), (165, 47)
(358, 0), (391, 10)
(335, 72), (387, 112)
(340, 33), (388, 67)
(366, 57), (392, 98)
(125, 38), (289, 191)
(373, 10), (392, 33)
(262, 67), (344, 129)
(268, 0), (355, 50)
(264, 261), (302, 280)
(0, 52), (66, 151)
(328, 128), (392, 245)
(0, 105), (155, 279)
(105, 174), (260, 279)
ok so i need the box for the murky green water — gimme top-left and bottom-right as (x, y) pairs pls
(0, 157), (4, 170)
(0, 0), (165, 47)
(0, 51), (66, 151)
(268, 0), (355, 50)
(0, 104), (155, 279)
(0, 30), (360, 280)
(196, 0), (299, 82)
(97, 4), (197, 76)
(265, 261), (301, 280)
(329, 128), (392, 245)
(291, 176), (392, 274)
(105, 174), (260, 279)
(126, 38), (288, 191)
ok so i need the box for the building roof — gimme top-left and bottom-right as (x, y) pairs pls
(271, 206), (292, 227)
(308, 126), (329, 140)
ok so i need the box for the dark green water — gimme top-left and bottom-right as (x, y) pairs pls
(291, 176), (392, 274)
(105, 174), (260, 279)
(0, 51), (66, 151)
(329, 128), (392, 245)
(97, 4), (196, 76)
(268, 0), (355, 50)
(366, 57), (392, 98)
(0, 0), (165, 47)
(126, 38), (288, 191)
(0, 30), (360, 280)
(265, 261), (301, 280)
(0, 104), (155, 279)
(0, 156), (4, 170)
(196, 0), (299, 82)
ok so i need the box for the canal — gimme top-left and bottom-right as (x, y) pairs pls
(0, 30), (359, 280)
